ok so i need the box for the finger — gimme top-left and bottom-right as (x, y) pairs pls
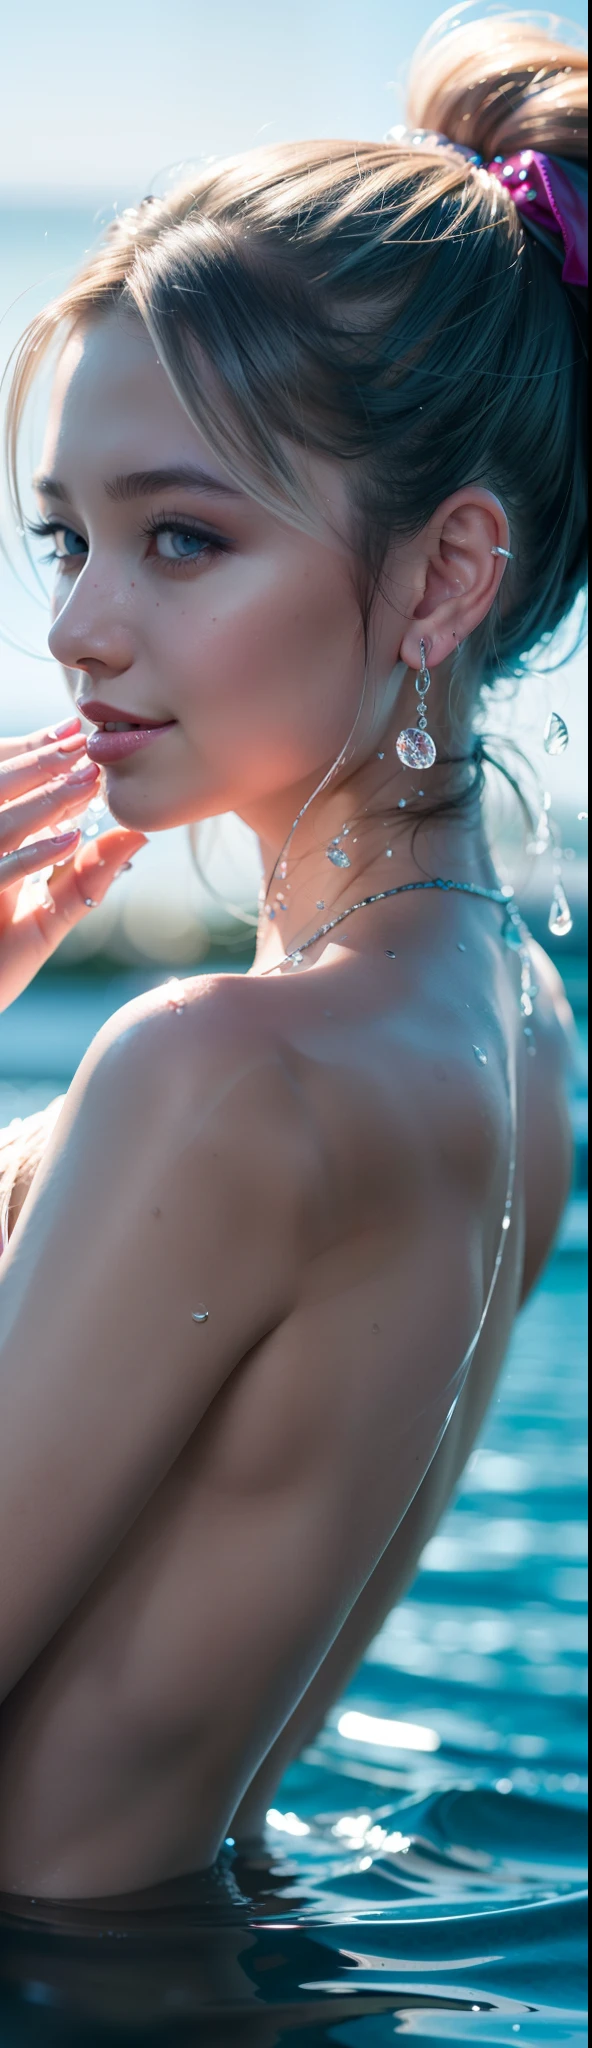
(0, 716), (81, 766)
(20, 829), (149, 946)
(0, 733), (88, 805)
(0, 827), (81, 895)
(0, 762), (101, 855)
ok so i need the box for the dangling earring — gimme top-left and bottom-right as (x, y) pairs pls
(396, 640), (437, 771)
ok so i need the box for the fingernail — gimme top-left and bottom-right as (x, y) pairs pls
(54, 735), (86, 758)
(48, 717), (81, 739)
(65, 761), (100, 786)
(41, 827), (80, 850)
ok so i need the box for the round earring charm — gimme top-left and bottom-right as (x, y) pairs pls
(396, 641), (437, 771)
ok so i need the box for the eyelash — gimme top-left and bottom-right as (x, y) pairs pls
(25, 513), (229, 575)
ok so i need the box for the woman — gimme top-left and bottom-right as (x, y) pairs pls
(0, 11), (585, 1900)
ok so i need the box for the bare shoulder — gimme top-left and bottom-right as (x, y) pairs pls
(33, 966), (324, 1261)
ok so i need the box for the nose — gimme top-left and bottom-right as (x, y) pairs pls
(48, 579), (135, 685)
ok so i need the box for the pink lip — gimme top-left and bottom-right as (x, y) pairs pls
(86, 724), (177, 764)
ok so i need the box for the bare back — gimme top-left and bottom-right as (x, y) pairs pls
(0, 919), (573, 1899)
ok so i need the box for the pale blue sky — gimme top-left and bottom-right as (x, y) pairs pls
(4, 0), (587, 198)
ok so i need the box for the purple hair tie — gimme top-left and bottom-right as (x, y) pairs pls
(486, 150), (588, 288)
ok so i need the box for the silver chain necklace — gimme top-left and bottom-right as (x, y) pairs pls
(262, 875), (520, 971)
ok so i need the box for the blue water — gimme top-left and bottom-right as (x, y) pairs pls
(0, 978), (588, 2046)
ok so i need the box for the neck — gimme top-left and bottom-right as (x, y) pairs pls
(245, 695), (497, 973)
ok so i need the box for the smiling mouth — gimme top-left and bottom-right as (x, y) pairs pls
(78, 699), (177, 731)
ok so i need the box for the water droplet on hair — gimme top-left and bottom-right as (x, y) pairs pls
(289, 950), (304, 967)
(548, 882), (574, 938)
(192, 1306), (209, 1324)
(278, 860), (288, 879)
(544, 712), (569, 756)
(473, 1045), (488, 1066)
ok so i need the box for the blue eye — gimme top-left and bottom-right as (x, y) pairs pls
(154, 529), (209, 561)
(56, 528), (87, 558)
(26, 519), (87, 565)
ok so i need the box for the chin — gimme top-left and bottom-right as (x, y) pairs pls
(103, 783), (170, 831)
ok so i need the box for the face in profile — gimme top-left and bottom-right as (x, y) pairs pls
(37, 308), (386, 839)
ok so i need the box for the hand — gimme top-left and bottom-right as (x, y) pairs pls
(0, 717), (148, 1013)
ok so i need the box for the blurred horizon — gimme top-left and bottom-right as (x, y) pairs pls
(2, 0), (588, 199)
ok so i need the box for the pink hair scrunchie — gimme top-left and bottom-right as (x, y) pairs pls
(486, 150), (588, 288)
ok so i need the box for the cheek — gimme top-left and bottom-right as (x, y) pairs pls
(160, 554), (362, 761)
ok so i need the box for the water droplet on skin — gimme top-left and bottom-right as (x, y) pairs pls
(377, 751), (385, 761)
(473, 1045), (488, 1065)
(398, 799), (407, 809)
(192, 1306), (209, 1324)
(316, 901), (325, 910)
(385, 848), (393, 858)
(543, 711), (569, 755)
(166, 978), (187, 1013)
(83, 897), (97, 908)
(327, 846), (351, 868)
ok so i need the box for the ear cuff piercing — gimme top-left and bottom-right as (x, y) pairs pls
(491, 545), (514, 558)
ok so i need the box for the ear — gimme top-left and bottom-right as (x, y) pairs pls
(398, 489), (512, 673)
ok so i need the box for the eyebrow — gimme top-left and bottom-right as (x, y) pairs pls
(32, 465), (242, 503)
